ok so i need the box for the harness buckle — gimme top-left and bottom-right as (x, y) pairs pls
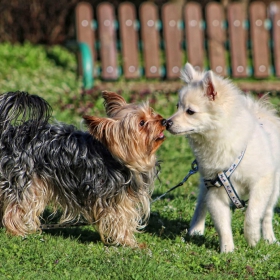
(204, 177), (222, 189)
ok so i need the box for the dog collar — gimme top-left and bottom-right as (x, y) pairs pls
(204, 149), (246, 209)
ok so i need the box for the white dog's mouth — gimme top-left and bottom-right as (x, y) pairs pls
(168, 129), (194, 135)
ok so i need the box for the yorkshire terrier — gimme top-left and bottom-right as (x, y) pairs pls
(0, 90), (166, 246)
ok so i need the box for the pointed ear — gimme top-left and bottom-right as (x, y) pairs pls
(181, 63), (197, 83)
(102, 91), (127, 117)
(202, 71), (217, 101)
(83, 115), (115, 144)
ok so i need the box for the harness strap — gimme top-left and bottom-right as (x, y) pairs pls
(217, 171), (245, 209)
(204, 149), (246, 209)
(225, 150), (246, 177)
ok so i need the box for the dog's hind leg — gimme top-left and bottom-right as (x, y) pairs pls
(261, 173), (279, 243)
(189, 178), (208, 235)
(1, 176), (49, 236)
(244, 175), (275, 247)
(262, 205), (276, 243)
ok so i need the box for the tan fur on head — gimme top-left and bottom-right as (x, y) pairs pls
(84, 92), (166, 172)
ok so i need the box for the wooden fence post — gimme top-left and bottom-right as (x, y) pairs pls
(249, 1), (270, 77)
(184, 2), (204, 71)
(139, 2), (161, 78)
(75, 2), (95, 76)
(270, 2), (280, 77)
(119, 2), (139, 79)
(206, 2), (227, 76)
(97, 2), (118, 80)
(162, 3), (183, 78)
(228, 2), (248, 77)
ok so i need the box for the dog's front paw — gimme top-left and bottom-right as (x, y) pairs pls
(244, 227), (261, 247)
(188, 225), (205, 236)
(263, 234), (276, 244)
(262, 227), (276, 244)
(220, 243), (234, 253)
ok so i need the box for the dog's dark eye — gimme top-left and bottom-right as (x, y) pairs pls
(140, 120), (145, 126)
(186, 109), (195, 115)
(176, 103), (179, 109)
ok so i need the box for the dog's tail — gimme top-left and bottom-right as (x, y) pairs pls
(0, 91), (52, 133)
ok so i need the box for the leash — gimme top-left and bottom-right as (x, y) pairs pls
(204, 149), (247, 209)
(152, 159), (198, 203)
(41, 159), (199, 230)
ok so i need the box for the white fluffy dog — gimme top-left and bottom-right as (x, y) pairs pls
(166, 63), (280, 253)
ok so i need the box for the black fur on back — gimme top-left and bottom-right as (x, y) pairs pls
(0, 91), (132, 212)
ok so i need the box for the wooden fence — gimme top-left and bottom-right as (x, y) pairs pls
(75, 1), (280, 91)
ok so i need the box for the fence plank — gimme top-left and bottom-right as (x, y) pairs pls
(119, 2), (139, 79)
(227, 3), (247, 77)
(206, 2), (226, 76)
(139, 2), (161, 78)
(75, 2), (95, 76)
(249, 1), (270, 78)
(162, 3), (182, 79)
(184, 2), (204, 72)
(270, 2), (280, 77)
(97, 2), (118, 80)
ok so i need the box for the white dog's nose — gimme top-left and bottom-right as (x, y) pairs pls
(166, 119), (173, 129)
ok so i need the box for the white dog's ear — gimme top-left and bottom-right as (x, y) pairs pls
(202, 71), (217, 101)
(181, 63), (197, 83)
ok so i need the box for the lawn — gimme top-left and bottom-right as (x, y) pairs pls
(0, 42), (280, 279)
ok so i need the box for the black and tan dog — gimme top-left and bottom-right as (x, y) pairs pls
(0, 91), (166, 246)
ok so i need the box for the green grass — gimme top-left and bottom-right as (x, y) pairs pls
(1, 42), (280, 279)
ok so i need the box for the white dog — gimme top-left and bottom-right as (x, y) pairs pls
(166, 63), (280, 253)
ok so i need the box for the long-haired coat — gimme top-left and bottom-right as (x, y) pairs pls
(0, 91), (166, 246)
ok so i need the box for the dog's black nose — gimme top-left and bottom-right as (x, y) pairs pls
(161, 119), (167, 126)
(166, 119), (173, 129)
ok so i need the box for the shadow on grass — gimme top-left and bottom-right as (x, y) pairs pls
(145, 209), (219, 251)
(39, 201), (219, 250)
(43, 227), (101, 244)
(40, 208), (101, 244)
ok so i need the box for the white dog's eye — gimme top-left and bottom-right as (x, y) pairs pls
(186, 109), (195, 115)
(140, 120), (145, 126)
